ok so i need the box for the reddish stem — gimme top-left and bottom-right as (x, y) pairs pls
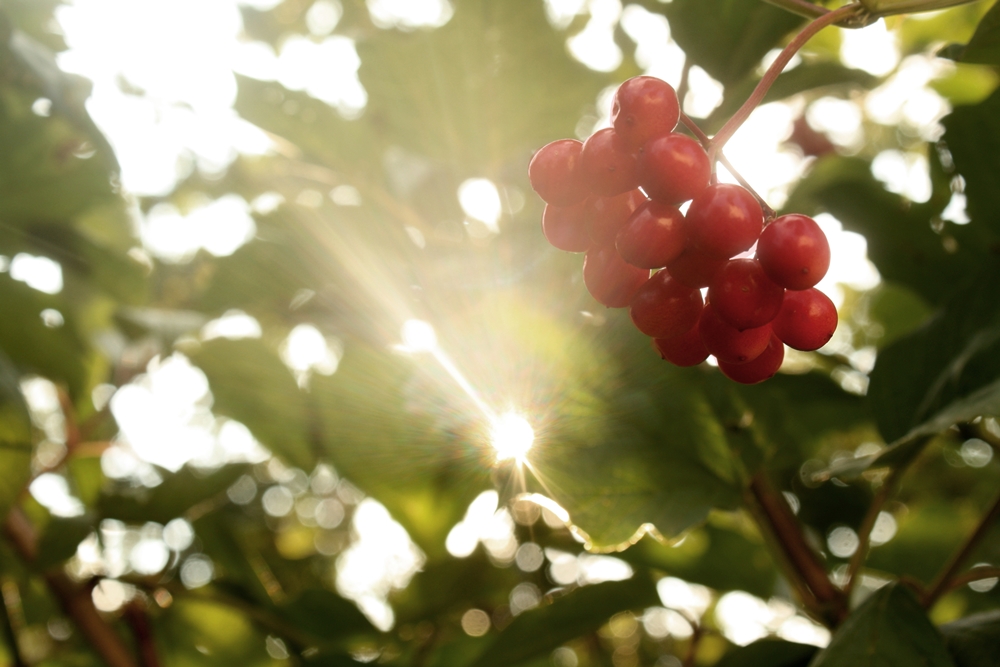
(681, 114), (775, 219)
(711, 3), (863, 156)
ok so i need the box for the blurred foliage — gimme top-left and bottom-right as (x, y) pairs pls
(0, 0), (998, 666)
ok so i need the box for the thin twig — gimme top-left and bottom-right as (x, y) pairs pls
(844, 468), (903, 597)
(682, 618), (702, 667)
(923, 488), (1000, 608)
(941, 567), (1000, 594)
(3, 508), (138, 667)
(710, 3), (864, 156)
(0, 580), (28, 667)
(680, 114), (776, 219)
(747, 472), (846, 625)
(124, 601), (162, 667)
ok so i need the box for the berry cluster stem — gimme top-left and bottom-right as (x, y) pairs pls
(681, 114), (776, 220)
(710, 2), (864, 158)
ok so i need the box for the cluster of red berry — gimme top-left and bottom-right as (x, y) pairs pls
(528, 76), (838, 385)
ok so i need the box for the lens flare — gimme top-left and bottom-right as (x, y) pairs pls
(490, 412), (534, 463)
(401, 319), (437, 352)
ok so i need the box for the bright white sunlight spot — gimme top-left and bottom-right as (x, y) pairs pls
(401, 319), (438, 352)
(490, 412), (535, 463)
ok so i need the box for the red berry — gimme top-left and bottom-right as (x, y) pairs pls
(629, 270), (703, 339)
(686, 184), (763, 259)
(772, 288), (838, 351)
(698, 303), (771, 365)
(638, 133), (711, 204)
(616, 200), (686, 269)
(583, 245), (649, 308)
(580, 128), (639, 197)
(667, 249), (727, 289)
(756, 214), (831, 290)
(528, 139), (589, 206)
(586, 190), (647, 247)
(653, 319), (709, 367)
(718, 334), (784, 384)
(611, 76), (680, 153)
(708, 259), (785, 330)
(542, 200), (591, 252)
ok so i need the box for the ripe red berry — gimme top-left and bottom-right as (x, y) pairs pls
(666, 249), (727, 289)
(542, 200), (591, 253)
(629, 270), (703, 339)
(528, 139), (589, 206)
(756, 214), (831, 290)
(580, 128), (639, 197)
(718, 334), (784, 384)
(698, 303), (771, 365)
(616, 200), (686, 269)
(708, 259), (785, 330)
(586, 190), (647, 247)
(611, 76), (680, 153)
(653, 319), (709, 367)
(638, 133), (711, 204)
(583, 245), (649, 308)
(686, 184), (763, 259)
(772, 288), (838, 351)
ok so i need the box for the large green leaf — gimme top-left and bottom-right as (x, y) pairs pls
(716, 639), (817, 667)
(644, 0), (804, 87)
(868, 260), (1000, 447)
(807, 583), (955, 667)
(190, 338), (315, 470)
(940, 610), (1000, 667)
(940, 1), (1000, 65)
(357, 0), (609, 168)
(942, 86), (1000, 237)
(310, 338), (490, 557)
(467, 572), (661, 667)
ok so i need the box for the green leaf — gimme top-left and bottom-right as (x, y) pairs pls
(940, 610), (1000, 667)
(646, 0), (804, 87)
(35, 515), (94, 570)
(190, 338), (315, 470)
(868, 260), (1000, 447)
(940, 1), (1000, 65)
(310, 339), (489, 557)
(807, 583), (955, 667)
(276, 589), (375, 642)
(356, 0), (609, 168)
(474, 305), (740, 548)
(942, 87), (1000, 238)
(0, 350), (31, 521)
(468, 573), (661, 667)
(98, 464), (251, 525)
(716, 639), (817, 667)
(0, 275), (88, 397)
